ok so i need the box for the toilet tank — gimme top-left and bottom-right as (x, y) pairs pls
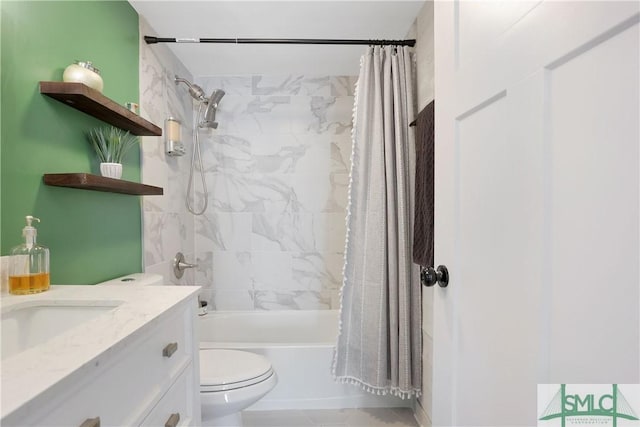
(95, 273), (164, 286)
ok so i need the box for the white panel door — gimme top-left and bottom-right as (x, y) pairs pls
(433, 1), (639, 425)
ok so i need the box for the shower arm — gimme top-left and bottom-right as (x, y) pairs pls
(174, 76), (195, 90)
(175, 76), (206, 101)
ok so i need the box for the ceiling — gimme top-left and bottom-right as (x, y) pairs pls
(129, 1), (426, 77)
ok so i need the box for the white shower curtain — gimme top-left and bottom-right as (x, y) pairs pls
(332, 46), (421, 398)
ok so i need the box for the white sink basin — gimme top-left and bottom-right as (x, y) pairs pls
(1, 301), (121, 360)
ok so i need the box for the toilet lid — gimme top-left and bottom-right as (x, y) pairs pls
(200, 349), (274, 392)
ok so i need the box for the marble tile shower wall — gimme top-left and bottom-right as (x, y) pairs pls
(193, 75), (357, 310)
(139, 17), (196, 285)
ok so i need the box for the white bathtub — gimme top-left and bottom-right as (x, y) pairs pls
(199, 310), (412, 410)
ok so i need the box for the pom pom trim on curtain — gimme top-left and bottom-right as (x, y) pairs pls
(332, 45), (421, 400)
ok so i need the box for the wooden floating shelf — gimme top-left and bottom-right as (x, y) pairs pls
(43, 173), (163, 196)
(39, 82), (162, 136)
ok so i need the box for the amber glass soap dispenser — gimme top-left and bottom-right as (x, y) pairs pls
(9, 216), (50, 294)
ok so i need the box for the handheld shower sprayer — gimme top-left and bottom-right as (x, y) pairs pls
(200, 89), (225, 129)
(174, 75), (226, 215)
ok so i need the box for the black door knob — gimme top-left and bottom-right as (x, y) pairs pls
(421, 265), (449, 288)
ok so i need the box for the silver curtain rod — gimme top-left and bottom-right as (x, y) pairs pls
(144, 36), (416, 47)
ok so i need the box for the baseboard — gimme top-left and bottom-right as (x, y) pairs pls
(413, 398), (431, 427)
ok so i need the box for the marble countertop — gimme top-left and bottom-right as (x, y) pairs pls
(0, 284), (200, 421)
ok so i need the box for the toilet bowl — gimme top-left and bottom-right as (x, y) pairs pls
(200, 349), (277, 426)
(95, 274), (277, 426)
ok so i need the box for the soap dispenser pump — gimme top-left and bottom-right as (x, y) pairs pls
(9, 216), (50, 294)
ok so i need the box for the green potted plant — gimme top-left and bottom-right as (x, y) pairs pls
(86, 126), (138, 179)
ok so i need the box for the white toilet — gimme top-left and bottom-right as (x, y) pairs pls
(200, 348), (277, 426)
(96, 273), (277, 427)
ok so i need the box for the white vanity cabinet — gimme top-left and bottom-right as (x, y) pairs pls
(0, 287), (201, 427)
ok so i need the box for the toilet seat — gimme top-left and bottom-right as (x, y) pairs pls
(200, 349), (274, 392)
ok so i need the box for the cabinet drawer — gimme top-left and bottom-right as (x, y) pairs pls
(26, 305), (194, 427)
(140, 368), (193, 427)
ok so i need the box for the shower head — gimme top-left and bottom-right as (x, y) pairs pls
(200, 89), (226, 129)
(174, 75), (206, 101)
(175, 75), (225, 129)
(209, 89), (225, 106)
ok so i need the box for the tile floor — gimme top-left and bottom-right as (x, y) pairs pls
(242, 408), (419, 427)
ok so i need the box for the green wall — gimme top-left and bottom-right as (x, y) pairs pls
(1, 1), (142, 284)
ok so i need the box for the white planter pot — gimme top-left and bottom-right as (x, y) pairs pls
(100, 162), (122, 179)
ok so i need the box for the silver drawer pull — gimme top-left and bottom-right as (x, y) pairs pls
(79, 417), (100, 427)
(162, 342), (178, 358)
(165, 412), (180, 427)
